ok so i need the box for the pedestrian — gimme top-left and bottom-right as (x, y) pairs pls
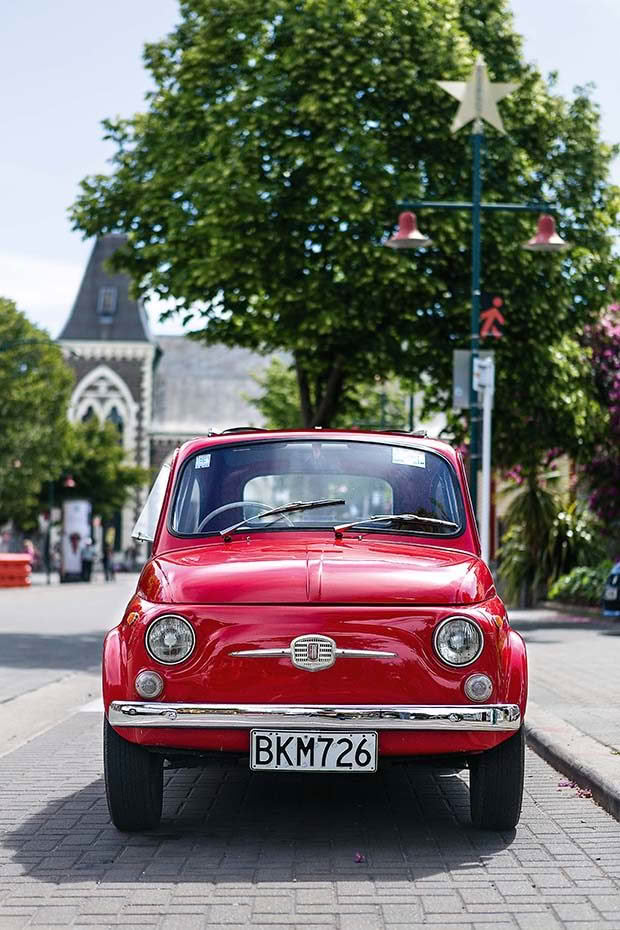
(23, 538), (35, 561)
(81, 538), (95, 582)
(103, 527), (116, 582)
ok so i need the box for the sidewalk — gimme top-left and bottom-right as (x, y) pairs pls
(510, 605), (620, 821)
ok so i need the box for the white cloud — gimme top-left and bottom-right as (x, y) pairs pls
(0, 250), (83, 337)
(0, 250), (187, 338)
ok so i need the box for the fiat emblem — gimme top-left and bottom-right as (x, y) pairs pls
(290, 634), (336, 672)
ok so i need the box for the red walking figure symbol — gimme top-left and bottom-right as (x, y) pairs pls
(480, 296), (505, 339)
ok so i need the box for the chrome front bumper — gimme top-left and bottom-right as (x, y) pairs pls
(108, 701), (521, 732)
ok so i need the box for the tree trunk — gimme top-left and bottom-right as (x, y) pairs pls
(294, 355), (345, 428)
(295, 361), (312, 427)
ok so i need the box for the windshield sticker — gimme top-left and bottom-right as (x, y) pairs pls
(195, 454), (211, 469)
(392, 448), (426, 469)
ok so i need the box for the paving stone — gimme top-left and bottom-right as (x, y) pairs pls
(340, 915), (382, 930)
(253, 896), (292, 913)
(421, 895), (465, 913)
(588, 894), (620, 911)
(460, 888), (503, 904)
(160, 917), (204, 930)
(515, 914), (563, 930)
(553, 902), (600, 920)
(381, 903), (421, 922)
(30, 907), (81, 924)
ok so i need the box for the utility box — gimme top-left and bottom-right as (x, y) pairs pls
(452, 350), (495, 409)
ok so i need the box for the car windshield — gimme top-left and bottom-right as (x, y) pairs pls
(170, 439), (464, 538)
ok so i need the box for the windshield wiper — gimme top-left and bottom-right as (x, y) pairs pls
(221, 499), (346, 537)
(334, 512), (459, 537)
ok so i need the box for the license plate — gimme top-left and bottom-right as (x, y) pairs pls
(605, 585), (618, 601)
(250, 730), (377, 772)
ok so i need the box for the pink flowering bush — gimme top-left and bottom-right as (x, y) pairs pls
(584, 306), (620, 527)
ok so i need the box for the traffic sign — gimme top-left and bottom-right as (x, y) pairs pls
(480, 294), (505, 339)
(452, 350), (495, 409)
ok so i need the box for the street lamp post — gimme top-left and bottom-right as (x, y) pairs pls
(386, 56), (569, 528)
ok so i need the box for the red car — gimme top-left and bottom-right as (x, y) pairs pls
(103, 429), (527, 832)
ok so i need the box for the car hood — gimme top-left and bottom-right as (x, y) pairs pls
(140, 537), (494, 606)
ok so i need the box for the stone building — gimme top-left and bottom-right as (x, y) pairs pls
(59, 235), (272, 550)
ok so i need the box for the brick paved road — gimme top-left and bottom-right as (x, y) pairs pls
(1, 712), (620, 929)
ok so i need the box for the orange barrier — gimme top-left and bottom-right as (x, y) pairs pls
(0, 554), (32, 588)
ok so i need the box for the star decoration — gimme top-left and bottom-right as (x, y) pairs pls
(437, 56), (518, 135)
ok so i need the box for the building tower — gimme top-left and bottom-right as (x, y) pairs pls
(59, 235), (156, 551)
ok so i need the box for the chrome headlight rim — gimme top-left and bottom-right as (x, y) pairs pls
(433, 616), (484, 668)
(145, 614), (196, 666)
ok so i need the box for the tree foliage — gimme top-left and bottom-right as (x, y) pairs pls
(51, 420), (149, 522)
(548, 560), (613, 607)
(71, 0), (620, 461)
(0, 299), (73, 526)
(249, 357), (413, 430)
(582, 305), (620, 528)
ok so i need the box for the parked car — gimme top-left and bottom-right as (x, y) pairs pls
(602, 561), (620, 617)
(103, 429), (527, 831)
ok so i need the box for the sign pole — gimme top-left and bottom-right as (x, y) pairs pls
(474, 356), (495, 564)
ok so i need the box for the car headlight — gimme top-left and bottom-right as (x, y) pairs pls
(433, 616), (483, 666)
(146, 615), (195, 665)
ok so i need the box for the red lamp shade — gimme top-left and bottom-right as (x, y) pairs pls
(523, 214), (570, 252)
(385, 212), (433, 249)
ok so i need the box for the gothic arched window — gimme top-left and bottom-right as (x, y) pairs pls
(69, 364), (137, 459)
(106, 406), (124, 441)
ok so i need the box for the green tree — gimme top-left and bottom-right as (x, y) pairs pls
(249, 357), (413, 430)
(51, 420), (149, 522)
(71, 0), (620, 464)
(0, 299), (73, 526)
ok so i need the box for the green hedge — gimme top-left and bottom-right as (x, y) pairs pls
(547, 560), (613, 606)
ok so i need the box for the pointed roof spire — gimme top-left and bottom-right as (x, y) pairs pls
(60, 235), (152, 342)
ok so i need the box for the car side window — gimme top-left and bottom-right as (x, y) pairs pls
(132, 463), (171, 542)
(172, 462), (203, 533)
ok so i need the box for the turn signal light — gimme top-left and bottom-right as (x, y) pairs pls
(135, 670), (164, 699)
(464, 673), (493, 703)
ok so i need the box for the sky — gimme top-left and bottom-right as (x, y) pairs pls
(1, 0), (619, 339)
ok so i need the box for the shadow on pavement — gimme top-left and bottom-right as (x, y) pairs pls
(0, 631), (104, 670)
(5, 762), (515, 884)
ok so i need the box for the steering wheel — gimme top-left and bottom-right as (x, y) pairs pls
(196, 500), (294, 532)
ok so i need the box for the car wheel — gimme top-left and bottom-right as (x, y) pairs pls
(104, 718), (163, 831)
(469, 726), (524, 830)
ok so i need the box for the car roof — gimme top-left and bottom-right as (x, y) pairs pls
(175, 428), (459, 463)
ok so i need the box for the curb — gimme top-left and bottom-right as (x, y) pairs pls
(525, 700), (620, 822)
(539, 600), (603, 618)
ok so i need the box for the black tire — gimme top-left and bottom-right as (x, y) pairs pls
(469, 726), (524, 830)
(104, 718), (163, 831)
